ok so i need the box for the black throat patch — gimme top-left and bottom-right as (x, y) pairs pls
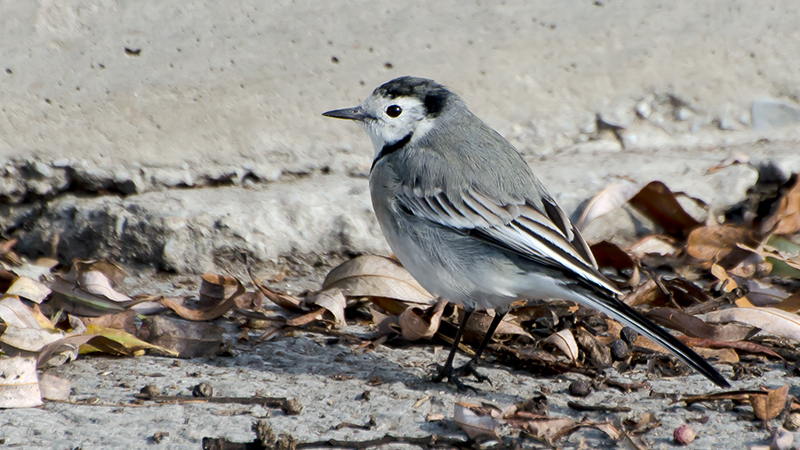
(371, 132), (413, 171)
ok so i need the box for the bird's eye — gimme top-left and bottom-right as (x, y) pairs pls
(386, 105), (403, 118)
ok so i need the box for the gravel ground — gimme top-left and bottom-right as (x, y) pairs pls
(1, 320), (796, 449)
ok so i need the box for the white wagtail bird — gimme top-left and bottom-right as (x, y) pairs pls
(323, 76), (730, 390)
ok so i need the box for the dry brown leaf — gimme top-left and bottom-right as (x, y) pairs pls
(627, 235), (681, 258)
(322, 255), (434, 305)
(628, 181), (703, 238)
(453, 402), (502, 439)
(85, 324), (177, 357)
(705, 307), (800, 342)
(48, 276), (129, 316)
(686, 225), (761, 268)
(0, 356), (42, 408)
(0, 295), (43, 329)
(576, 183), (645, 230)
(693, 347), (739, 364)
(78, 270), (132, 302)
(306, 289), (347, 328)
(576, 327), (612, 369)
(37, 333), (129, 367)
(511, 415), (576, 442)
(646, 308), (755, 341)
(4, 277), (51, 304)
(467, 310), (531, 342)
(543, 329), (579, 361)
(398, 298), (447, 341)
(751, 384), (790, 421)
(677, 336), (780, 358)
(590, 241), (640, 287)
(285, 308), (326, 327)
(760, 176), (800, 235)
(246, 265), (304, 311)
(159, 278), (244, 321)
(369, 308), (400, 335)
(551, 420), (621, 442)
(198, 273), (241, 308)
(81, 310), (138, 335)
(774, 293), (800, 313)
(143, 317), (222, 358)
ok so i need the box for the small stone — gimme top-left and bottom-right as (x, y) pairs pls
(771, 427), (794, 450)
(192, 382), (213, 398)
(516, 393), (549, 415)
(784, 413), (800, 431)
(609, 339), (630, 361)
(281, 398), (303, 415)
(359, 390), (371, 401)
(150, 432), (169, 444)
(635, 101), (652, 119)
(568, 379), (592, 397)
(621, 327), (639, 347)
(140, 385), (161, 398)
(673, 424), (696, 445)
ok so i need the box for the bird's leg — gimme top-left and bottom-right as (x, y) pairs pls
(452, 310), (507, 385)
(432, 308), (473, 390)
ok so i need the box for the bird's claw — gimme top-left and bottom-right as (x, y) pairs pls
(433, 360), (492, 392)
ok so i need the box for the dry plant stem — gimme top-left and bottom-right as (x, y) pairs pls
(296, 434), (484, 450)
(567, 401), (632, 412)
(135, 394), (292, 408)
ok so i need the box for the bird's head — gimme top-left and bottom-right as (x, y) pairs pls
(323, 76), (453, 158)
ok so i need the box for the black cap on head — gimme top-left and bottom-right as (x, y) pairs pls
(374, 76), (450, 117)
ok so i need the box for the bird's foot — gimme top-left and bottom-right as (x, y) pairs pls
(432, 359), (492, 392)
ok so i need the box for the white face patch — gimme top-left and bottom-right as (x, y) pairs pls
(358, 94), (435, 158)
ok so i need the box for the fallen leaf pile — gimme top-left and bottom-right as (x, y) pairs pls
(1, 167), (799, 448)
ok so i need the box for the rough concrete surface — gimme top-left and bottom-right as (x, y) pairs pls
(2, 1), (800, 449)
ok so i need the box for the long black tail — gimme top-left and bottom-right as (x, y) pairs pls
(576, 291), (730, 388)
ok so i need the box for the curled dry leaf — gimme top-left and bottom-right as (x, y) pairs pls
(81, 310), (138, 335)
(453, 402), (502, 439)
(543, 329), (579, 361)
(705, 307), (800, 342)
(143, 317), (222, 358)
(677, 336), (781, 359)
(627, 235), (680, 259)
(686, 225), (761, 268)
(78, 270), (132, 302)
(575, 327), (612, 369)
(759, 176), (800, 236)
(306, 289), (347, 328)
(322, 255), (434, 305)
(199, 273), (240, 309)
(467, 310), (531, 342)
(577, 183), (645, 230)
(692, 347), (739, 364)
(646, 308), (755, 341)
(37, 333), (130, 367)
(160, 277), (245, 321)
(590, 241), (640, 287)
(628, 181), (703, 238)
(398, 298), (447, 341)
(0, 356), (42, 408)
(4, 276), (51, 304)
(751, 384), (790, 421)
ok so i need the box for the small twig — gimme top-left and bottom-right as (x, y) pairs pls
(296, 434), (479, 450)
(333, 416), (377, 431)
(567, 401), (631, 413)
(134, 394), (303, 415)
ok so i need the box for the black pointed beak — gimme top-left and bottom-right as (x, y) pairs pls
(322, 106), (367, 121)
